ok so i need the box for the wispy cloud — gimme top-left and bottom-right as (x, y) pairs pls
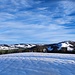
(0, 21), (74, 43)
(58, 1), (75, 15)
(0, 0), (75, 43)
(37, 7), (48, 11)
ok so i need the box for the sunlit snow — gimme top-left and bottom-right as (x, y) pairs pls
(0, 53), (75, 75)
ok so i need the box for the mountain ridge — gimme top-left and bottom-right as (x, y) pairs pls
(0, 41), (75, 54)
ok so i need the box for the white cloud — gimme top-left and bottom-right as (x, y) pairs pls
(0, 0), (75, 43)
(58, 1), (75, 15)
(54, 16), (74, 24)
(37, 7), (48, 11)
(35, 1), (42, 4)
(0, 12), (15, 21)
(0, 20), (74, 43)
(0, 35), (19, 42)
(12, 0), (33, 7)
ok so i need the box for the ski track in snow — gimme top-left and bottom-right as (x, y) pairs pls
(0, 53), (75, 75)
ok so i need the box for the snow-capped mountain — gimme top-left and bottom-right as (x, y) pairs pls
(0, 41), (75, 54)
(0, 44), (36, 50)
(0, 44), (18, 50)
(10, 44), (36, 48)
(57, 41), (73, 51)
(45, 41), (75, 53)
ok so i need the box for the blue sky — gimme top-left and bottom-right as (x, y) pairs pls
(0, 0), (75, 44)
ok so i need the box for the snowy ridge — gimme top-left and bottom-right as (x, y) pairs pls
(0, 41), (75, 53)
(58, 41), (73, 51)
(0, 44), (36, 50)
(45, 41), (75, 52)
(11, 44), (36, 48)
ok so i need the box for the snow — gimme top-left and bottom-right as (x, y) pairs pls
(67, 47), (73, 51)
(47, 46), (53, 51)
(0, 44), (36, 50)
(11, 44), (36, 48)
(61, 42), (73, 48)
(0, 46), (18, 50)
(57, 42), (73, 51)
(0, 46), (9, 50)
(0, 53), (75, 75)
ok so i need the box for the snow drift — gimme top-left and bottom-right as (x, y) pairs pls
(0, 53), (75, 75)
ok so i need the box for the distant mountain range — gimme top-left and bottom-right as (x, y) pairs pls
(0, 41), (75, 54)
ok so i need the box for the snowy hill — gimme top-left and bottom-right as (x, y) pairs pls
(57, 41), (73, 51)
(0, 41), (75, 54)
(0, 44), (36, 50)
(0, 53), (75, 75)
(44, 41), (75, 53)
(10, 44), (36, 49)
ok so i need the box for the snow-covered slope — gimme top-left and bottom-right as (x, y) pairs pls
(11, 44), (36, 48)
(46, 41), (75, 52)
(0, 53), (75, 75)
(0, 41), (75, 53)
(0, 44), (36, 50)
(57, 41), (73, 51)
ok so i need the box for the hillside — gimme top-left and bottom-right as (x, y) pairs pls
(0, 41), (75, 54)
(0, 53), (75, 75)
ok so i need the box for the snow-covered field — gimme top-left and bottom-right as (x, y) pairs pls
(0, 53), (75, 75)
